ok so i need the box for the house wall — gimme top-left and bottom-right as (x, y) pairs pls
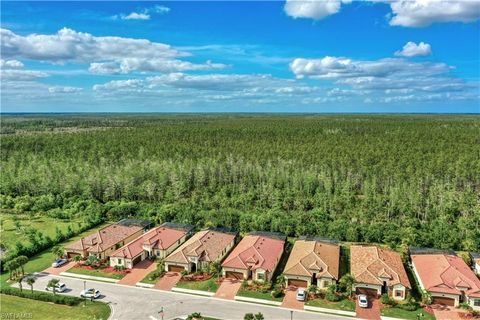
(467, 296), (480, 311)
(164, 262), (188, 272)
(318, 277), (335, 289)
(391, 284), (407, 301)
(222, 267), (249, 279)
(431, 291), (460, 307)
(353, 283), (382, 296)
(284, 274), (311, 287)
(474, 262), (480, 275)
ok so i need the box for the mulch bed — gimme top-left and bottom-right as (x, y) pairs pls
(74, 264), (129, 275)
(182, 273), (213, 282)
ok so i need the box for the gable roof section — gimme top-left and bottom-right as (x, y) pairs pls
(64, 224), (142, 254)
(222, 233), (285, 272)
(411, 254), (480, 298)
(350, 245), (410, 288)
(110, 223), (190, 259)
(165, 229), (236, 264)
(283, 239), (340, 280)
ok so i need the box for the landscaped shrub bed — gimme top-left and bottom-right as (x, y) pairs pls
(1, 286), (82, 306)
(182, 273), (213, 282)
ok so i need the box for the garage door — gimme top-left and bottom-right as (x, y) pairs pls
(225, 271), (244, 280)
(168, 265), (185, 273)
(67, 252), (80, 259)
(288, 279), (308, 288)
(356, 287), (378, 297)
(432, 297), (455, 306)
(132, 255), (142, 265)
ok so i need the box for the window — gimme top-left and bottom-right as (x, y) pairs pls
(395, 290), (402, 297)
(156, 251), (160, 256)
(474, 299), (480, 307)
(118, 259), (121, 264)
(323, 281), (330, 288)
(257, 273), (265, 280)
(178, 240), (181, 244)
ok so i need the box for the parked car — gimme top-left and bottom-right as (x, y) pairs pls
(80, 288), (100, 299)
(358, 294), (368, 308)
(45, 282), (67, 293)
(296, 288), (306, 301)
(51, 259), (67, 268)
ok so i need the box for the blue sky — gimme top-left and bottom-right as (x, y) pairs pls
(1, 1), (479, 113)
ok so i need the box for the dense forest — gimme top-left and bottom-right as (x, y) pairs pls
(1, 114), (479, 254)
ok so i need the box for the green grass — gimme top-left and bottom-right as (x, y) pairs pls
(176, 277), (219, 292)
(237, 288), (284, 302)
(381, 306), (435, 320)
(67, 266), (125, 280)
(306, 298), (356, 311)
(140, 270), (162, 284)
(0, 294), (111, 320)
(0, 213), (82, 250)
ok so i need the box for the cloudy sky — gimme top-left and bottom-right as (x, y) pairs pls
(1, 1), (479, 113)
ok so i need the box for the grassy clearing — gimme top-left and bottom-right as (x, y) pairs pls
(0, 294), (111, 320)
(306, 298), (356, 311)
(237, 289), (284, 302)
(176, 277), (219, 292)
(381, 306), (435, 320)
(67, 266), (125, 280)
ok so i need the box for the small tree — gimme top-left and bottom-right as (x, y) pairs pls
(47, 278), (60, 295)
(422, 290), (432, 305)
(17, 276), (24, 292)
(52, 245), (64, 259)
(26, 277), (35, 293)
(186, 312), (202, 320)
(16, 255), (29, 276)
(73, 255), (82, 264)
(13, 220), (22, 234)
(339, 274), (355, 298)
(244, 314), (255, 320)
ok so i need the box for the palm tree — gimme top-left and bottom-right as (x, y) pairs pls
(17, 276), (24, 292)
(47, 278), (60, 295)
(52, 245), (64, 259)
(26, 277), (35, 293)
(73, 255), (82, 265)
(16, 256), (28, 276)
(339, 274), (355, 298)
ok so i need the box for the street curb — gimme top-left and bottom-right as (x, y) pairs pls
(136, 282), (154, 288)
(304, 305), (356, 317)
(60, 272), (120, 283)
(234, 295), (282, 306)
(172, 287), (215, 297)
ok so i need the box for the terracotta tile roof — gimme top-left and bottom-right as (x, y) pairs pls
(64, 224), (142, 254)
(165, 229), (236, 264)
(412, 254), (480, 298)
(283, 239), (340, 280)
(222, 233), (285, 272)
(350, 245), (410, 288)
(110, 224), (189, 259)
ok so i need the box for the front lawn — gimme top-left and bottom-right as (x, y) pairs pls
(306, 298), (356, 311)
(0, 294), (111, 320)
(176, 277), (219, 292)
(381, 306), (435, 320)
(237, 288), (284, 302)
(140, 269), (163, 284)
(68, 265), (125, 280)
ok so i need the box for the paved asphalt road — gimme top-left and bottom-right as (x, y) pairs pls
(20, 272), (353, 320)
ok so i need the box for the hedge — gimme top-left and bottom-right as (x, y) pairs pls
(1, 286), (83, 306)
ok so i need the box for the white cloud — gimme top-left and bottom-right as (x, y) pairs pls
(122, 12), (150, 20)
(93, 79), (143, 91)
(1, 69), (48, 81)
(1, 28), (226, 74)
(116, 5), (170, 21)
(48, 86), (83, 93)
(389, 0), (480, 27)
(0, 59), (24, 69)
(395, 41), (432, 57)
(283, 0), (480, 27)
(284, 0), (351, 20)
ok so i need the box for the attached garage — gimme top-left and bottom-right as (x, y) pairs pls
(67, 252), (80, 259)
(225, 271), (244, 280)
(432, 297), (455, 306)
(356, 287), (378, 297)
(288, 279), (308, 288)
(168, 265), (185, 273)
(132, 255), (142, 265)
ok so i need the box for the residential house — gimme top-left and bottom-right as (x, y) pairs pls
(110, 222), (194, 269)
(164, 228), (237, 273)
(470, 252), (480, 276)
(350, 245), (411, 300)
(221, 231), (285, 282)
(411, 253), (480, 309)
(283, 237), (340, 289)
(64, 219), (150, 260)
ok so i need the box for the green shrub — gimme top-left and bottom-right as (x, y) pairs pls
(397, 302), (420, 311)
(326, 291), (341, 302)
(0, 286), (82, 306)
(459, 303), (473, 311)
(380, 293), (396, 306)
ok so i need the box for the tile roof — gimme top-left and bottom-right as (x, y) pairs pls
(110, 224), (190, 259)
(165, 229), (236, 264)
(221, 233), (285, 272)
(64, 224), (142, 254)
(412, 254), (480, 298)
(350, 245), (410, 288)
(283, 239), (340, 280)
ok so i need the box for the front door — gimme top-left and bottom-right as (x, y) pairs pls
(312, 273), (318, 285)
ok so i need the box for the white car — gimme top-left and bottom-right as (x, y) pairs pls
(80, 288), (100, 299)
(296, 288), (306, 301)
(45, 282), (67, 293)
(358, 294), (368, 308)
(51, 259), (67, 268)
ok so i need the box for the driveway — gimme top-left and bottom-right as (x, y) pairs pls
(355, 296), (380, 320)
(214, 278), (242, 300)
(20, 273), (352, 320)
(43, 261), (76, 275)
(118, 260), (157, 285)
(281, 287), (304, 310)
(431, 304), (464, 320)
(154, 272), (182, 291)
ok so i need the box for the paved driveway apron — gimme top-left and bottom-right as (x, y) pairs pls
(43, 261), (76, 275)
(431, 305), (464, 320)
(281, 287), (305, 310)
(118, 260), (157, 285)
(154, 272), (182, 291)
(355, 296), (381, 320)
(214, 279), (242, 300)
